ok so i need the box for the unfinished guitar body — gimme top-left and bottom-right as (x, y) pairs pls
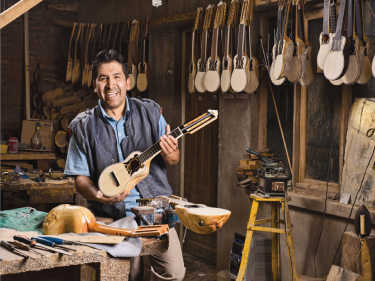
(273, 39), (294, 80)
(286, 55), (300, 83)
(357, 42), (373, 84)
(231, 55), (248, 92)
(175, 205), (231, 235)
(137, 62), (150, 92)
(270, 45), (286, 85)
(42, 204), (169, 237)
(128, 64), (137, 90)
(317, 32), (331, 70)
(341, 55), (360, 85)
(204, 57), (221, 93)
(245, 56), (259, 94)
(195, 59), (206, 93)
(188, 62), (197, 93)
(220, 57), (232, 92)
(324, 36), (349, 80)
(299, 43), (317, 86)
(99, 151), (150, 197)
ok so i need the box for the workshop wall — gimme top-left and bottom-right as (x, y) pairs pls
(1, 0), (77, 140)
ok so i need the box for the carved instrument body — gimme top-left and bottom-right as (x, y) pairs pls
(99, 110), (218, 197)
(42, 204), (169, 237)
(270, 44), (286, 85)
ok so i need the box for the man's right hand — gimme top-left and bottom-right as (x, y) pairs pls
(95, 190), (130, 205)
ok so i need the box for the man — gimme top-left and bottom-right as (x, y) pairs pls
(65, 49), (185, 281)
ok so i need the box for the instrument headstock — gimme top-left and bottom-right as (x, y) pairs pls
(193, 7), (203, 33)
(214, 2), (226, 29)
(129, 20), (139, 42)
(203, 5), (214, 32)
(227, 0), (236, 27)
(181, 110), (218, 135)
(248, 0), (254, 24)
(240, 0), (250, 25)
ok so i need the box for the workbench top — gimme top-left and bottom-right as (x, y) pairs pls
(1, 152), (57, 160)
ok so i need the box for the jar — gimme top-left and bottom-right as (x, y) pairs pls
(8, 137), (18, 153)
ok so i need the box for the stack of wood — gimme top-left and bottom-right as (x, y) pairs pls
(31, 73), (98, 153)
(236, 149), (274, 190)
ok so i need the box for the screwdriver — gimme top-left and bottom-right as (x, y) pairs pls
(12, 241), (45, 256)
(41, 237), (83, 249)
(14, 235), (72, 256)
(33, 237), (77, 252)
(1, 240), (35, 259)
(31, 237), (74, 255)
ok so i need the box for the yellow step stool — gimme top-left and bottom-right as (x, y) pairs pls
(236, 193), (298, 281)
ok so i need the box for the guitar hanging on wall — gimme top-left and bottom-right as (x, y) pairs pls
(221, 0), (237, 93)
(286, 2), (300, 83)
(195, 5), (214, 93)
(230, 0), (251, 92)
(270, 0), (286, 85)
(317, 0), (332, 71)
(356, 0), (373, 84)
(323, 0), (350, 81)
(137, 18), (151, 92)
(98, 110), (218, 197)
(188, 8), (203, 94)
(205, 1), (227, 93)
(128, 20), (139, 91)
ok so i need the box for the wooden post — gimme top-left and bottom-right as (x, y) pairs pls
(339, 85), (352, 189)
(292, 83), (301, 187)
(299, 86), (308, 182)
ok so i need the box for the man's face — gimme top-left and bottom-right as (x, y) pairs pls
(94, 61), (130, 111)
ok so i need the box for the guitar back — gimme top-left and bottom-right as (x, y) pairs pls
(324, 36), (349, 80)
(341, 40), (362, 85)
(221, 56), (232, 92)
(188, 61), (197, 93)
(274, 38), (294, 80)
(317, 32), (331, 70)
(270, 45), (286, 85)
(245, 56), (259, 93)
(195, 58), (207, 93)
(204, 57), (221, 92)
(137, 63), (149, 92)
(357, 41), (373, 84)
(231, 55), (249, 92)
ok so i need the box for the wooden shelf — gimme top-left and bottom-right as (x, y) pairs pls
(1, 152), (57, 160)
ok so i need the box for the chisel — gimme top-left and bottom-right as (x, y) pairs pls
(36, 237), (77, 252)
(13, 236), (72, 256)
(31, 237), (73, 256)
(1, 240), (35, 259)
(13, 241), (45, 256)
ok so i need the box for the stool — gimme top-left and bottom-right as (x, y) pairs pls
(236, 193), (298, 281)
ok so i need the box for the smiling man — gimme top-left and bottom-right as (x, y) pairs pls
(65, 50), (185, 281)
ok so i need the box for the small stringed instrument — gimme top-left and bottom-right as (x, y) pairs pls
(286, 1), (301, 82)
(66, 22), (77, 82)
(205, 2), (227, 93)
(195, 5), (214, 93)
(42, 204), (169, 237)
(341, 0), (362, 84)
(98, 110), (218, 197)
(270, 0), (286, 85)
(87, 24), (100, 87)
(188, 8), (203, 94)
(298, 0), (316, 86)
(71, 23), (83, 83)
(82, 23), (94, 86)
(356, 0), (373, 84)
(231, 0), (251, 92)
(221, 0), (237, 93)
(317, 0), (332, 70)
(323, 0), (350, 80)
(128, 20), (139, 90)
(245, 0), (259, 93)
(137, 18), (150, 92)
(273, 0), (294, 81)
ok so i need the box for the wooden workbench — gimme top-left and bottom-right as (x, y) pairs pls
(0, 233), (168, 281)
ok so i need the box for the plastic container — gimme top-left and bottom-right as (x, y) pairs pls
(8, 137), (18, 153)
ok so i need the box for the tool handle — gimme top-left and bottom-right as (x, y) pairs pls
(42, 236), (65, 244)
(1, 240), (14, 251)
(13, 241), (31, 251)
(32, 237), (55, 247)
(13, 235), (37, 247)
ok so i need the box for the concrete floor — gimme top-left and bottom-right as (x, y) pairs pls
(183, 251), (217, 280)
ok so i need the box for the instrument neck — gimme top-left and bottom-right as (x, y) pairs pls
(211, 28), (220, 62)
(223, 26), (231, 59)
(355, 0), (363, 40)
(330, 1), (337, 33)
(237, 24), (245, 59)
(201, 30), (208, 64)
(323, 0), (330, 34)
(89, 221), (133, 236)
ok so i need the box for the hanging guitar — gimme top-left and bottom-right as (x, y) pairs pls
(230, 0), (251, 92)
(298, 0), (316, 86)
(286, 2), (301, 82)
(82, 24), (94, 86)
(98, 110), (218, 197)
(195, 5), (214, 93)
(317, 0), (332, 70)
(128, 20), (139, 91)
(341, 0), (362, 84)
(245, 0), (259, 93)
(137, 18), (151, 92)
(356, 0), (373, 84)
(188, 8), (203, 94)
(221, 0), (237, 93)
(270, 0), (286, 85)
(205, 1), (227, 93)
(273, 0), (294, 81)
(87, 24), (98, 87)
(66, 22), (77, 82)
(71, 23), (83, 83)
(323, 0), (350, 81)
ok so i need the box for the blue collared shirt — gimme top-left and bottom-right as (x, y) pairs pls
(65, 97), (167, 216)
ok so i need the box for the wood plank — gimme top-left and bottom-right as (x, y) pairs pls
(1, 161), (33, 170)
(1, 152), (57, 160)
(1, 0), (43, 29)
(299, 86), (308, 182)
(47, 3), (79, 12)
(1, 178), (75, 191)
(292, 83), (301, 187)
(339, 85), (352, 189)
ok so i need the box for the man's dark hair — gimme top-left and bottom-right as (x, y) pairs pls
(92, 49), (129, 80)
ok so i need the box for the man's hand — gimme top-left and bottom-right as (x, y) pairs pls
(95, 190), (130, 205)
(160, 124), (180, 165)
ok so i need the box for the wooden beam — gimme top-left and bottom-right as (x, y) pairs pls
(292, 83), (301, 187)
(47, 2), (79, 12)
(299, 86), (307, 182)
(339, 85), (352, 189)
(1, 0), (43, 29)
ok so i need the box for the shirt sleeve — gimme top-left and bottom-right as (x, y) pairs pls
(64, 135), (91, 177)
(158, 114), (167, 138)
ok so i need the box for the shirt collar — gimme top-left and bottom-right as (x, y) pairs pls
(98, 96), (130, 121)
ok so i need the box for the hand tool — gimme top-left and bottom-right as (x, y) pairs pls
(14, 236), (72, 256)
(31, 237), (73, 255)
(12, 241), (45, 256)
(1, 240), (35, 259)
(38, 237), (77, 251)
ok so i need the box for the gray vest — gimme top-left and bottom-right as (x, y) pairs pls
(69, 97), (172, 220)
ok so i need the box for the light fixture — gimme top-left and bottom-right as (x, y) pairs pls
(152, 0), (162, 7)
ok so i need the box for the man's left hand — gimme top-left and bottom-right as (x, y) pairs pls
(160, 124), (180, 165)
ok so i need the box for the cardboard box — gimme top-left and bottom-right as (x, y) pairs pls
(21, 120), (59, 152)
